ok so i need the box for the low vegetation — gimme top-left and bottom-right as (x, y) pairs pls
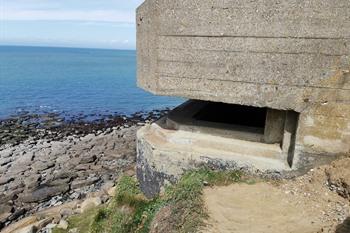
(54, 168), (244, 233)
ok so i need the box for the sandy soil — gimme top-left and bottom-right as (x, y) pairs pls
(202, 158), (350, 233)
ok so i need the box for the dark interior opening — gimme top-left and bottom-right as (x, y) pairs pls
(193, 102), (267, 129)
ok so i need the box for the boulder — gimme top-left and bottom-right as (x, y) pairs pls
(31, 161), (55, 172)
(15, 225), (37, 233)
(71, 177), (99, 190)
(23, 175), (41, 190)
(21, 184), (69, 203)
(57, 219), (68, 230)
(1, 216), (38, 233)
(80, 197), (102, 213)
(0, 176), (14, 185)
(107, 187), (116, 197)
(0, 205), (12, 225)
(79, 154), (97, 164)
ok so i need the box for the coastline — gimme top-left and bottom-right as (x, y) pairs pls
(0, 110), (168, 230)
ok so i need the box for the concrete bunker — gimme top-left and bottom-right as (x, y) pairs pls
(136, 0), (350, 198)
(166, 100), (298, 146)
(137, 100), (300, 197)
(167, 100), (302, 169)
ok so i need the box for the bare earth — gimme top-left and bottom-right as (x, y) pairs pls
(202, 158), (350, 233)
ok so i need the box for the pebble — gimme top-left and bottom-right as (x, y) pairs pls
(57, 219), (68, 230)
(68, 228), (78, 233)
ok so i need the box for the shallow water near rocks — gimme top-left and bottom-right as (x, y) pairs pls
(0, 45), (183, 120)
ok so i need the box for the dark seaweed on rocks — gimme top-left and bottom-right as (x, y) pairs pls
(0, 109), (170, 146)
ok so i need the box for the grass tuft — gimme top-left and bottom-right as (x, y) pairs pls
(53, 168), (243, 233)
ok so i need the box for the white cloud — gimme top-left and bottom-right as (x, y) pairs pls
(1, 9), (136, 23)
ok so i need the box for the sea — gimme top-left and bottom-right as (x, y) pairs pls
(0, 46), (183, 120)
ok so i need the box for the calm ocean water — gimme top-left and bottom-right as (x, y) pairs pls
(0, 46), (183, 120)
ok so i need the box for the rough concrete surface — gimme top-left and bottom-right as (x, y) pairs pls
(137, 120), (289, 198)
(136, 0), (350, 196)
(137, 0), (350, 111)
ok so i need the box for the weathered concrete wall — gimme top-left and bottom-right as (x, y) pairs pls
(137, 120), (289, 198)
(137, 0), (350, 157)
(294, 103), (350, 168)
(137, 0), (350, 111)
(137, 0), (350, 158)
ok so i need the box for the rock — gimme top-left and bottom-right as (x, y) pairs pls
(69, 228), (78, 233)
(37, 217), (54, 229)
(100, 194), (110, 203)
(0, 177), (14, 185)
(57, 219), (68, 229)
(0, 157), (12, 166)
(0, 212), (11, 224)
(36, 200), (79, 219)
(48, 195), (63, 206)
(0, 118), (140, 231)
(4, 185), (25, 199)
(8, 218), (52, 233)
(0, 149), (13, 158)
(53, 170), (78, 180)
(69, 192), (81, 200)
(101, 181), (114, 193)
(48, 178), (70, 187)
(71, 177), (100, 190)
(75, 164), (90, 171)
(80, 197), (102, 213)
(0, 166), (8, 175)
(21, 184), (69, 203)
(16, 225), (37, 233)
(326, 158), (350, 199)
(0, 204), (12, 215)
(32, 161), (55, 172)
(0, 206), (12, 226)
(46, 223), (57, 229)
(8, 208), (26, 221)
(55, 154), (72, 164)
(59, 207), (74, 218)
(1, 216), (38, 233)
(10, 152), (34, 167)
(24, 175), (41, 189)
(6, 179), (24, 190)
(79, 154), (97, 164)
(125, 168), (136, 177)
(107, 187), (116, 197)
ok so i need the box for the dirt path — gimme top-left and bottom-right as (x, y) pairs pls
(202, 158), (350, 233)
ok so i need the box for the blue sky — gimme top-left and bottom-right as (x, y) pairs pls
(0, 0), (144, 49)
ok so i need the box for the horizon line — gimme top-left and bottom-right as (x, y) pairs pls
(0, 44), (136, 51)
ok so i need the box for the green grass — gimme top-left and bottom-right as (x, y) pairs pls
(52, 208), (100, 233)
(53, 168), (244, 233)
(92, 175), (163, 233)
(163, 168), (242, 232)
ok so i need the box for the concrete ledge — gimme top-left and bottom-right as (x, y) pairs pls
(166, 100), (266, 142)
(137, 120), (291, 198)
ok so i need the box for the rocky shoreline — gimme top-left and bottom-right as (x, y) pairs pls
(0, 110), (169, 231)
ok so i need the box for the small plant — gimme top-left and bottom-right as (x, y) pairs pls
(163, 168), (242, 232)
(55, 168), (244, 233)
(115, 175), (143, 206)
(90, 208), (109, 233)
